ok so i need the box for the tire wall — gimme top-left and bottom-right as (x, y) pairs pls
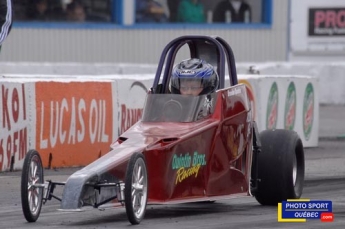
(0, 74), (318, 172)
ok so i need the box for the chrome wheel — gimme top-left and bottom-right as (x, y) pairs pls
(131, 158), (148, 219)
(27, 156), (43, 215)
(21, 150), (44, 222)
(125, 153), (148, 225)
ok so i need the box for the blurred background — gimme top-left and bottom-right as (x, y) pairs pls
(2, 0), (345, 63)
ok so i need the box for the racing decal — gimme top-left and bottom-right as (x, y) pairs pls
(172, 151), (206, 184)
(36, 82), (113, 168)
(303, 83), (314, 141)
(227, 87), (241, 97)
(0, 84), (28, 171)
(119, 81), (147, 135)
(266, 82), (278, 130)
(284, 82), (296, 130)
(223, 124), (245, 159)
(239, 80), (256, 121)
(180, 70), (196, 75)
(120, 104), (142, 134)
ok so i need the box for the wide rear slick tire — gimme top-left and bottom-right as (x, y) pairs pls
(21, 150), (44, 222)
(255, 129), (305, 205)
(124, 153), (148, 225)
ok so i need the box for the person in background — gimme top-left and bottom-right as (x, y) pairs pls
(0, 0), (12, 51)
(155, 0), (170, 20)
(26, 0), (49, 21)
(66, 0), (109, 22)
(177, 0), (205, 23)
(167, 0), (180, 22)
(66, 0), (87, 22)
(135, 0), (168, 23)
(213, 0), (251, 23)
(66, 0), (85, 22)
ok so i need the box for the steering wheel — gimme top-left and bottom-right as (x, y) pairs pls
(162, 99), (183, 122)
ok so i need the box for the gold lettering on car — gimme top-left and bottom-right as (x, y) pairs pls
(175, 164), (201, 184)
(172, 151), (206, 184)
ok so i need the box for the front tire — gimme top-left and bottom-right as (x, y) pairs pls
(124, 153), (148, 225)
(254, 129), (305, 205)
(21, 150), (44, 222)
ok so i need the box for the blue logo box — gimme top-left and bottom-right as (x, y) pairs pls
(282, 200), (332, 219)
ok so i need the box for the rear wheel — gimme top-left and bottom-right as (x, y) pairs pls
(124, 153), (148, 225)
(21, 150), (44, 222)
(254, 129), (305, 205)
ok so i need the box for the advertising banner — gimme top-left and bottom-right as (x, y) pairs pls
(0, 74), (319, 171)
(308, 7), (345, 36)
(290, 0), (345, 57)
(238, 75), (319, 147)
(35, 81), (114, 168)
(0, 83), (32, 171)
(112, 79), (152, 138)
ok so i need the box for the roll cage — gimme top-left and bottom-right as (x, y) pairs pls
(151, 35), (239, 94)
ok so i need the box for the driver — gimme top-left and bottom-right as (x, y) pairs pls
(170, 58), (219, 96)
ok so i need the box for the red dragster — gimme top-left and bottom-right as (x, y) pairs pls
(21, 35), (305, 225)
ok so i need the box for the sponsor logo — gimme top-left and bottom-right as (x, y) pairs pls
(239, 80), (256, 121)
(36, 82), (113, 167)
(227, 88), (241, 97)
(308, 8), (345, 36)
(284, 82), (296, 130)
(119, 81), (147, 135)
(172, 151), (206, 184)
(0, 84), (28, 171)
(266, 82), (278, 130)
(180, 70), (196, 75)
(303, 83), (314, 141)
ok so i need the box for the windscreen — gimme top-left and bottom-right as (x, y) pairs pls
(142, 93), (217, 122)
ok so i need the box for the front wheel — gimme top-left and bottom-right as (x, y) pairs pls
(21, 150), (44, 222)
(124, 153), (148, 225)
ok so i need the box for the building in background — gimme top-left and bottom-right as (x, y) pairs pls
(1, 0), (288, 63)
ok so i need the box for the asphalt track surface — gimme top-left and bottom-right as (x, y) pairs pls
(1, 105), (345, 229)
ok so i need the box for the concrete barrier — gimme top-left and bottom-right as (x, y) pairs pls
(236, 62), (344, 105)
(0, 78), (117, 172)
(0, 74), (319, 172)
(238, 75), (319, 147)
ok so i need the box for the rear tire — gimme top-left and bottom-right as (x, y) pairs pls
(21, 150), (44, 222)
(254, 129), (305, 205)
(124, 153), (148, 225)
